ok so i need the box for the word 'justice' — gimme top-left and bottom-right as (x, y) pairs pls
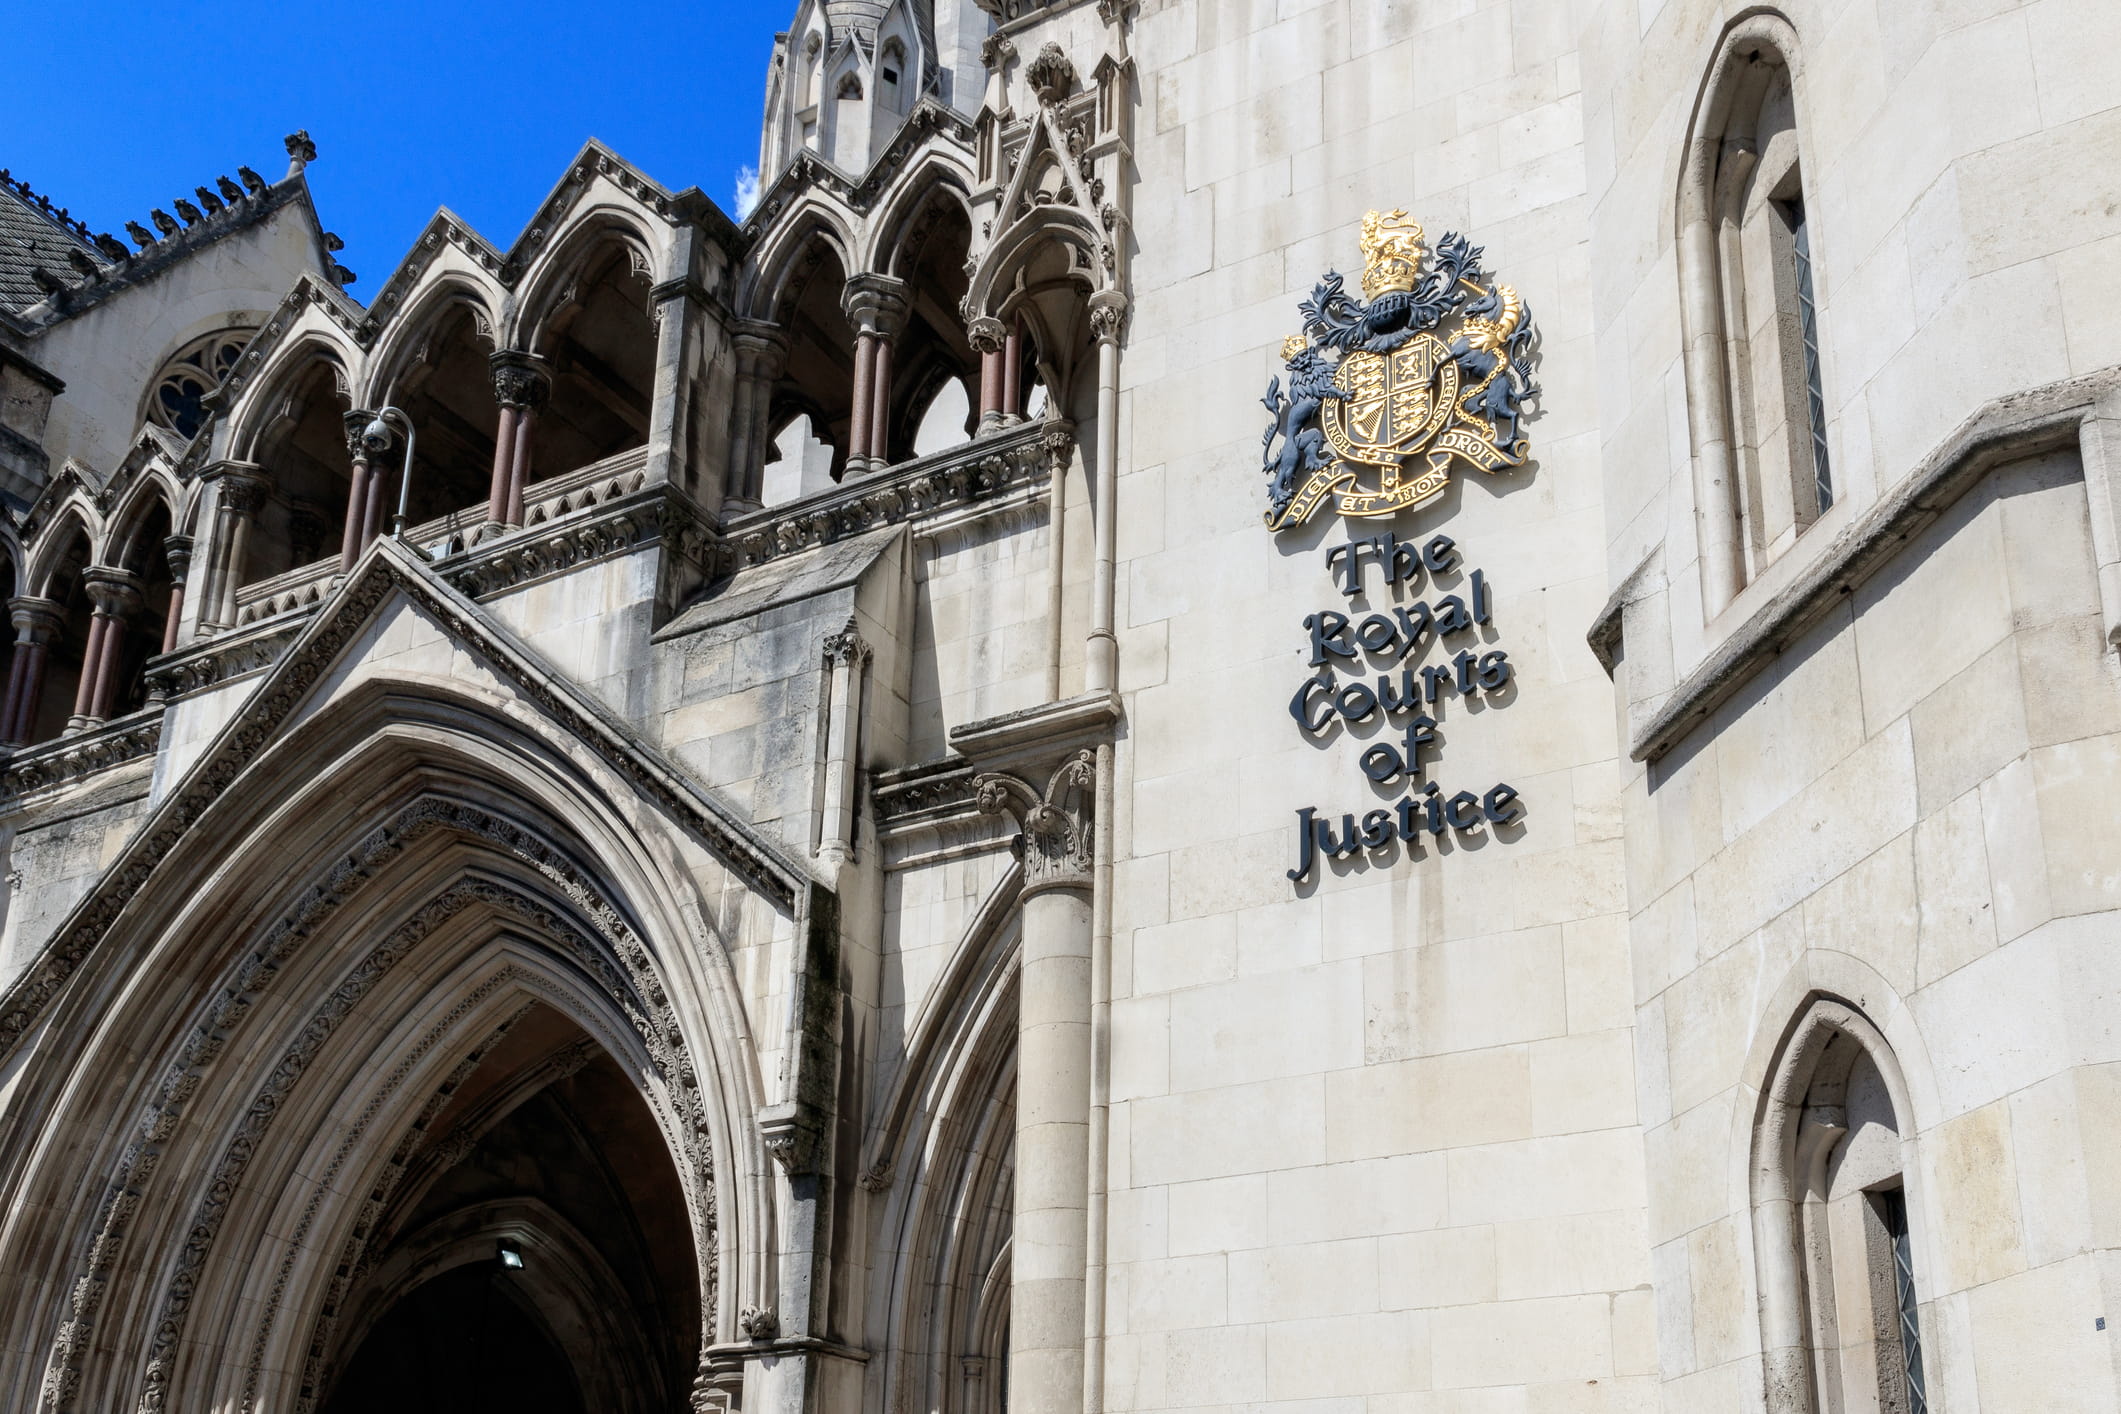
(1287, 531), (1522, 883)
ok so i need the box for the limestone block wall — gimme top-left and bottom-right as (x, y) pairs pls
(1624, 450), (2121, 1409)
(1585, 0), (2121, 666)
(1101, 1), (1647, 1408)
(908, 510), (1056, 759)
(0, 762), (154, 985)
(1582, 0), (2121, 1405)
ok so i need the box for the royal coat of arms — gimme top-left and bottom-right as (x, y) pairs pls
(1262, 210), (1538, 530)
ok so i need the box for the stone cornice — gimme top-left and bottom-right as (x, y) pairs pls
(724, 419), (1057, 571)
(872, 757), (978, 828)
(0, 710), (161, 803)
(948, 690), (1121, 776)
(1621, 366), (2121, 763)
(5, 173), (318, 335)
(142, 617), (303, 702)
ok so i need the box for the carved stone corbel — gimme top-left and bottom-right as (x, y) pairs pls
(758, 1100), (826, 1177)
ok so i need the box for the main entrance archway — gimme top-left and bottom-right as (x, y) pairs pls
(318, 1005), (694, 1413)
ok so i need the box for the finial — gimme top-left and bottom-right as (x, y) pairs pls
(283, 130), (317, 173)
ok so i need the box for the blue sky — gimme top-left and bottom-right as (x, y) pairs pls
(7, 0), (792, 293)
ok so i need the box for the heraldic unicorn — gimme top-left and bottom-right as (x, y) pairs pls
(1263, 210), (1539, 530)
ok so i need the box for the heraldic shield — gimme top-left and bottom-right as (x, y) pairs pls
(1262, 210), (1539, 531)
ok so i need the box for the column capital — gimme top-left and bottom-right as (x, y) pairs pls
(201, 460), (272, 516)
(162, 534), (194, 584)
(974, 748), (1098, 895)
(968, 315), (1007, 354)
(8, 596), (63, 643)
(731, 320), (790, 376)
(81, 566), (143, 618)
(823, 621), (872, 667)
(1088, 289), (1129, 345)
(842, 273), (911, 337)
(343, 408), (378, 458)
(489, 349), (552, 411)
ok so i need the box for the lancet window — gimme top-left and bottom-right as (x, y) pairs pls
(1679, 17), (1835, 610)
(1754, 999), (1931, 1414)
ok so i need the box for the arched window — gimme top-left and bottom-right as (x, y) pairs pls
(146, 329), (252, 440)
(1754, 999), (1930, 1414)
(1679, 16), (1831, 610)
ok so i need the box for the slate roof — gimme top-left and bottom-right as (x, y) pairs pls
(0, 174), (104, 317)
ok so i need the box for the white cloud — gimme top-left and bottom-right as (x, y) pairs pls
(734, 164), (760, 219)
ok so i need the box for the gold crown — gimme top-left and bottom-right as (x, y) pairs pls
(1281, 334), (1308, 360)
(1359, 209), (1425, 299)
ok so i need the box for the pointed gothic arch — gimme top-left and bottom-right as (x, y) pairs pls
(1749, 991), (1933, 1414)
(867, 863), (1023, 1414)
(0, 663), (786, 1413)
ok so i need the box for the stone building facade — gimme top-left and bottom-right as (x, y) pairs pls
(0, 1), (2116, 1411)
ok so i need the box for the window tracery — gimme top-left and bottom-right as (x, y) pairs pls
(147, 329), (251, 439)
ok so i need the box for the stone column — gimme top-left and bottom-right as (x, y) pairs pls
(2, 597), (63, 746)
(842, 274), (909, 476)
(817, 621), (871, 869)
(727, 322), (789, 513)
(847, 331), (877, 470)
(976, 750), (1098, 1414)
(1003, 316), (1025, 422)
(340, 411), (378, 570)
(78, 568), (142, 725)
(201, 464), (271, 629)
(971, 316), (1007, 434)
(66, 609), (109, 731)
(488, 352), (550, 530)
(1085, 293), (1127, 694)
(870, 330), (895, 465)
(159, 536), (192, 655)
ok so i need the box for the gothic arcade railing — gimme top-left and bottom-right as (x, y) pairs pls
(231, 446), (652, 627)
(722, 419), (1058, 571)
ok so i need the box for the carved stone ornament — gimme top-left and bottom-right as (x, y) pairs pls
(490, 351), (552, 411)
(758, 1100), (825, 1177)
(1088, 292), (1128, 346)
(1026, 43), (1077, 106)
(738, 1306), (780, 1342)
(218, 472), (271, 519)
(823, 619), (872, 667)
(974, 748), (1097, 895)
(980, 33), (1015, 73)
(967, 315), (1006, 355)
